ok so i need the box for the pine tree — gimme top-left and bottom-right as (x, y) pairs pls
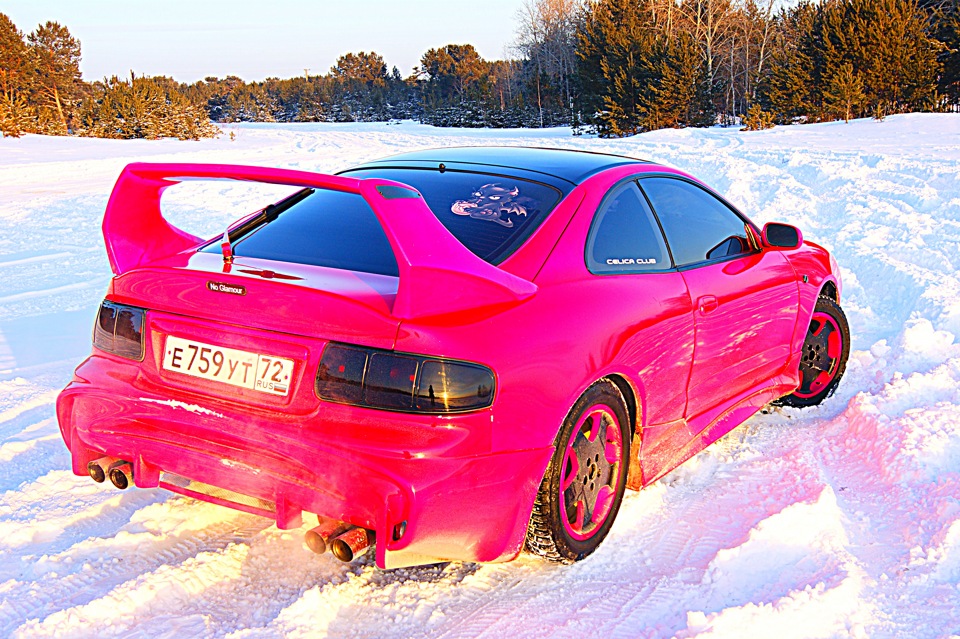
(78, 74), (218, 140)
(741, 103), (774, 129)
(415, 44), (493, 126)
(820, 0), (939, 115)
(640, 32), (714, 130)
(823, 61), (865, 121)
(577, 0), (657, 136)
(222, 83), (276, 122)
(27, 21), (83, 134)
(330, 52), (391, 120)
(0, 92), (29, 137)
(0, 13), (30, 136)
(932, 0), (960, 106)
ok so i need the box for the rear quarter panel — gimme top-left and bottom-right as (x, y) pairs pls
(394, 165), (697, 455)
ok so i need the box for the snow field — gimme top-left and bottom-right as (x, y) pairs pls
(0, 115), (958, 638)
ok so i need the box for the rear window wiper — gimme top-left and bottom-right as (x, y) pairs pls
(226, 187), (314, 244)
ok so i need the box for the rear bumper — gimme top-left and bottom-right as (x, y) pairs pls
(57, 355), (551, 569)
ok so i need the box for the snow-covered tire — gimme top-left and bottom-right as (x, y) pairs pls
(525, 380), (630, 563)
(778, 296), (850, 408)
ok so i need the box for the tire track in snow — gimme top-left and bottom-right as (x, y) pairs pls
(0, 416), (69, 494)
(0, 501), (275, 637)
(239, 416), (849, 639)
(1, 118), (959, 638)
(0, 280), (102, 305)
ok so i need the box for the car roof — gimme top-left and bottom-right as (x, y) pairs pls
(343, 146), (648, 188)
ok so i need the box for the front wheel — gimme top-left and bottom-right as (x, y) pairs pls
(778, 296), (850, 408)
(525, 380), (631, 563)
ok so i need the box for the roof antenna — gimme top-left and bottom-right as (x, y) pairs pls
(221, 230), (234, 264)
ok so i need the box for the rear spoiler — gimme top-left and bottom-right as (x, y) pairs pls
(103, 163), (537, 320)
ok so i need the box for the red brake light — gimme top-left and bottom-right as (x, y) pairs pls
(93, 301), (145, 360)
(316, 344), (495, 413)
(315, 345), (366, 404)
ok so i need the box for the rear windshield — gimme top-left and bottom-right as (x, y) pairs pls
(343, 168), (562, 264)
(201, 169), (562, 276)
(201, 188), (400, 277)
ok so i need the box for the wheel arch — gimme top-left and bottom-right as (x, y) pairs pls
(599, 373), (644, 490)
(820, 280), (839, 302)
(524, 374), (634, 562)
(600, 374), (639, 437)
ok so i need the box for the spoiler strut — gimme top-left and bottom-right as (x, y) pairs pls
(103, 162), (537, 320)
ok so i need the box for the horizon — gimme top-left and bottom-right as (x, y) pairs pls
(2, 0), (527, 83)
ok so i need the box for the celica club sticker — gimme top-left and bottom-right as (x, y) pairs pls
(162, 335), (293, 396)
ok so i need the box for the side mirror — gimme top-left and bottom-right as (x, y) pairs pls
(762, 222), (803, 249)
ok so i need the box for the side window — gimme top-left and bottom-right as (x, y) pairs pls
(586, 181), (671, 274)
(639, 177), (752, 267)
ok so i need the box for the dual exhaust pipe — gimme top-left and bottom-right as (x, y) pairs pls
(88, 458), (375, 563)
(304, 515), (375, 562)
(87, 456), (133, 490)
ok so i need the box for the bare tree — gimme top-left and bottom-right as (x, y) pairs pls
(514, 0), (580, 125)
(647, 0), (678, 36)
(739, 0), (777, 109)
(680, 0), (734, 117)
(718, 0), (778, 118)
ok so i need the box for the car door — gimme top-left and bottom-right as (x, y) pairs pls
(638, 176), (800, 424)
(584, 179), (698, 478)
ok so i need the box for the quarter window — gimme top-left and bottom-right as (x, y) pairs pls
(640, 177), (752, 267)
(586, 181), (670, 274)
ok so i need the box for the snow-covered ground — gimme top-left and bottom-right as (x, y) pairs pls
(1, 115), (959, 638)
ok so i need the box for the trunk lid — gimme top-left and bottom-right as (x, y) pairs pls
(110, 252), (401, 411)
(110, 251), (401, 349)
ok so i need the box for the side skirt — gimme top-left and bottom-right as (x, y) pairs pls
(639, 377), (796, 488)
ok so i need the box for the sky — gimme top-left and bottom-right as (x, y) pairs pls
(3, 0), (528, 83)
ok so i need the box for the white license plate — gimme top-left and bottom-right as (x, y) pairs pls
(162, 335), (294, 396)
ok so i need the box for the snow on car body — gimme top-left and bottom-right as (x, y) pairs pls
(56, 147), (848, 568)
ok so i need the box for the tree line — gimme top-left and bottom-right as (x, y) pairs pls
(2, 0), (960, 140)
(575, 0), (956, 134)
(0, 16), (217, 139)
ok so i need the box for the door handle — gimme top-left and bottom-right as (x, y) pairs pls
(698, 295), (718, 315)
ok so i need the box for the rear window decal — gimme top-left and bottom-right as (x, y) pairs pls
(452, 184), (536, 228)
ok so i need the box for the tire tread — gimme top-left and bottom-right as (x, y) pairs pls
(524, 379), (630, 563)
(777, 295), (850, 408)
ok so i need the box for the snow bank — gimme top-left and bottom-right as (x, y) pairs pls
(1, 115), (959, 638)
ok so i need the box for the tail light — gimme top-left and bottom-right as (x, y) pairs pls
(93, 301), (145, 360)
(316, 343), (495, 413)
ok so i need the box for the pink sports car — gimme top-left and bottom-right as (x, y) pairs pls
(56, 148), (849, 568)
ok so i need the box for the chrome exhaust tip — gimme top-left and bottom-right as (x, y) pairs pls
(87, 456), (114, 483)
(304, 516), (352, 555)
(330, 527), (375, 562)
(108, 461), (133, 489)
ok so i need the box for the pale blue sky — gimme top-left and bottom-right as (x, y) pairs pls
(3, 0), (527, 82)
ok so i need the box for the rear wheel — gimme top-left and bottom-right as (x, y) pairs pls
(778, 296), (850, 408)
(525, 380), (630, 563)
